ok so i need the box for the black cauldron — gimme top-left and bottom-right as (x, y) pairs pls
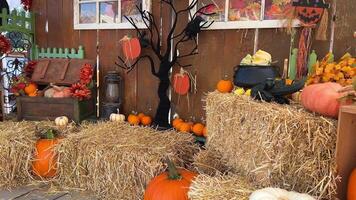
(233, 65), (278, 88)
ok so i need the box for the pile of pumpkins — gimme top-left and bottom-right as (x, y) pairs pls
(110, 110), (153, 126)
(172, 117), (207, 138)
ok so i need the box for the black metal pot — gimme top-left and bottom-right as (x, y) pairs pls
(233, 65), (278, 88)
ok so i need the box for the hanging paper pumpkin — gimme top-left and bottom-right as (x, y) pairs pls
(120, 35), (141, 61)
(173, 68), (190, 95)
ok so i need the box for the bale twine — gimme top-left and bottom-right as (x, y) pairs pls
(0, 121), (75, 188)
(189, 174), (254, 200)
(56, 122), (199, 200)
(205, 92), (338, 199)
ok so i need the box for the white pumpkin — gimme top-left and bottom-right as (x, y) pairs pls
(110, 109), (125, 122)
(55, 116), (69, 127)
(249, 188), (315, 200)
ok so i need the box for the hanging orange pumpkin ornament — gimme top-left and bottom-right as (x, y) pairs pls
(120, 35), (141, 62)
(173, 68), (191, 96)
(144, 159), (197, 200)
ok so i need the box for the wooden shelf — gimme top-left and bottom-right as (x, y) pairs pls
(336, 104), (356, 200)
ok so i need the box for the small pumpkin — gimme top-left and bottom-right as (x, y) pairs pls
(138, 113), (145, 121)
(301, 82), (345, 118)
(144, 159), (197, 200)
(110, 109), (125, 122)
(250, 187), (316, 200)
(192, 123), (204, 136)
(202, 127), (207, 137)
(217, 80), (233, 93)
(32, 130), (59, 178)
(54, 116), (69, 127)
(28, 91), (38, 97)
(128, 114), (140, 126)
(348, 168), (356, 200)
(175, 121), (185, 131)
(179, 123), (192, 133)
(24, 83), (37, 95)
(141, 115), (152, 126)
(172, 118), (183, 129)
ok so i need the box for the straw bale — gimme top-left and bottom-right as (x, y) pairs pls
(192, 149), (231, 176)
(205, 92), (338, 199)
(0, 121), (75, 188)
(189, 174), (254, 200)
(56, 121), (199, 200)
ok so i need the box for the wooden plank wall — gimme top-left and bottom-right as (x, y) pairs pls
(31, 0), (355, 121)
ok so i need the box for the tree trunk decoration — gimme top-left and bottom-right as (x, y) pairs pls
(116, 0), (214, 128)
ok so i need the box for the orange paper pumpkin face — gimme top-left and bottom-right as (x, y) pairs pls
(296, 6), (324, 25)
(121, 36), (141, 60)
(173, 69), (190, 95)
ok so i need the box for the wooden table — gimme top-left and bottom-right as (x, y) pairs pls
(336, 105), (356, 200)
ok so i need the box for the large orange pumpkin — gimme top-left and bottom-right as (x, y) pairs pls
(301, 82), (344, 118)
(348, 168), (356, 200)
(144, 160), (197, 200)
(32, 138), (59, 178)
(217, 80), (233, 93)
(120, 36), (141, 60)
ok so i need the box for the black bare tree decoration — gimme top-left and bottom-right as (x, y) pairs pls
(116, 0), (214, 128)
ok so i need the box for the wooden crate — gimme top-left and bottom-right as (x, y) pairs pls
(16, 58), (96, 123)
(336, 105), (356, 200)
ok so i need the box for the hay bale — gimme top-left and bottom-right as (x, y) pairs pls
(0, 121), (74, 188)
(192, 149), (231, 176)
(205, 92), (338, 199)
(56, 122), (199, 200)
(189, 174), (254, 200)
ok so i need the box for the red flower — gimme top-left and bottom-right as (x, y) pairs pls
(24, 61), (37, 78)
(70, 83), (91, 101)
(80, 63), (94, 85)
(17, 83), (26, 90)
(21, 0), (32, 11)
(0, 35), (11, 54)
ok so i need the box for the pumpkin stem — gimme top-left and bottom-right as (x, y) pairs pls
(45, 129), (55, 140)
(166, 158), (181, 180)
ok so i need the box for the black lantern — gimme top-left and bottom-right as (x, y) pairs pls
(101, 71), (123, 119)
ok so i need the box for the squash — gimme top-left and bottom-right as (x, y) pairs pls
(348, 168), (356, 200)
(192, 123), (204, 136)
(301, 82), (344, 118)
(55, 116), (69, 127)
(249, 187), (316, 200)
(24, 83), (37, 95)
(144, 159), (197, 200)
(141, 115), (152, 126)
(128, 114), (140, 125)
(32, 130), (59, 178)
(110, 109), (125, 122)
(217, 80), (233, 93)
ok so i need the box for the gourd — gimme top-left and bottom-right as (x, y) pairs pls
(24, 83), (37, 95)
(54, 116), (69, 127)
(217, 80), (233, 93)
(249, 187), (316, 200)
(348, 168), (356, 200)
(301, 82), (344, 118)
(144, 159), (197, 200)
(110, 109), (125, 122)
(32, 130), (59, 178)
(128, 114), (140, 125)
(192, 123), (204, 136)
(141, 115), (152, 126)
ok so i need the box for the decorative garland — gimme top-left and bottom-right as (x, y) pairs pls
(21, 0), (32, 11)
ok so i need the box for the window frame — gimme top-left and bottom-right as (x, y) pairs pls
(190, 0), (300, 29)
(73, 0), (151, 30)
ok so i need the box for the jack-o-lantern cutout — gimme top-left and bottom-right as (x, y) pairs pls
(173, 68), (190, 95)
(293, 0), (330, 26)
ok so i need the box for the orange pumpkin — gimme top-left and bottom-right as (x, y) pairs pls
(24, 83), (37, 95)
(348, 168), (356, 200)
(28, 91), (38, 97)
(217, 80), (233, 93)
(138, 113), (145, 120)
(120, 36), (141, 60)
(141, 116), (152, 126)
(128, 114), (140, 125)
(172, 118), (183, 129)
(179, 123), (192, 133)
(301, 82), (345, 118)
(192, 123), (204, 136)
(144, 160), (197, 200)
(175, 121), (185, 131)
(202, 127), (207, 137)
(32, 138), (59, 178)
